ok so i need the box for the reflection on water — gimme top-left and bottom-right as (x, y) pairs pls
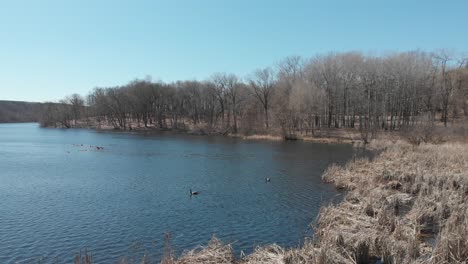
(0, 123), (361, 262)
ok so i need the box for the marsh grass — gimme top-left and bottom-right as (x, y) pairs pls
(73, 248), (93, 264)
(318, 140), (468, 263)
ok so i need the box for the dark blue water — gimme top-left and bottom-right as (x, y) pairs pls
(0, 123), (356, 263)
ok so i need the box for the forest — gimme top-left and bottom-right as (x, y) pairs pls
(0, 100), (43, 123)
(40, 50), (468, 142)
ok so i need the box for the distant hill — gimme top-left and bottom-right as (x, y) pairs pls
(0, 100), (43, 123)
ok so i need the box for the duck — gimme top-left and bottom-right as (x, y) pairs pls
(265, 177), (271, 182)
(190, 189), (199, 196)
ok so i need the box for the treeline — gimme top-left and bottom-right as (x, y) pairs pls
(0, 101), (43, 123)
(41, 50), (468, 139)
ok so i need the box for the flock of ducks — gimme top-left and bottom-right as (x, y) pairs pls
(70, 144), (105, 152)
(190, 177), (271, 196)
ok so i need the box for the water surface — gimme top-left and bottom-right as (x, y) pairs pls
(0, 123), (358, 263)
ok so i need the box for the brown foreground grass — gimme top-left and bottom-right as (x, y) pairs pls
(74, 140), (467, 264)
(318, 140), (468, 264)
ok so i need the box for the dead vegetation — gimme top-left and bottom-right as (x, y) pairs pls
(320, 140), (468, 263)
(174, 237), (235, 264)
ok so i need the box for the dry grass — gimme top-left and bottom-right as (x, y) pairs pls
(74, 248), (93, 264)
(236, 131), (356, 143)
(319, 140), (468, 263)
(174, 236), (235, 264)
(238, 134), (283, 141)
(301, 136), (353, 144)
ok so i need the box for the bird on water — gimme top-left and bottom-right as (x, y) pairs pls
(190, 189), (199, 196)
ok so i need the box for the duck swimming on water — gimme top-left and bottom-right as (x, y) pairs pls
(190, 189), (199, 196)
(265, 177), (271, 182)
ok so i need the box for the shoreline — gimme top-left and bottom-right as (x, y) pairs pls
(50, 121), (361, 145)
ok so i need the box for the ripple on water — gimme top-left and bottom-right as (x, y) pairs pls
(0, 123), (361, 262)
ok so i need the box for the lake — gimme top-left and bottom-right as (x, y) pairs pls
(0, 123), (359, 263)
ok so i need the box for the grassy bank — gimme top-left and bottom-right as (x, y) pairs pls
(74, 140), (468, 264)
(316, 140), (468, 264)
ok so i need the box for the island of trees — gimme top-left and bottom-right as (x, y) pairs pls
(41, 50), (468, 143)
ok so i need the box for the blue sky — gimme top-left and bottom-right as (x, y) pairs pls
(1, 0), (467, 102)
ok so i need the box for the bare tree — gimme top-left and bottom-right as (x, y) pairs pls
(432, 50), (467, 126)
(224, 74), (240, 133)
(67, 94), (84, 125)
(212, 73), (229, 128)
(249, 67), (276, 129)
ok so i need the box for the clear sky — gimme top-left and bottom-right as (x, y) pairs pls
(1, 0), (467, 102)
